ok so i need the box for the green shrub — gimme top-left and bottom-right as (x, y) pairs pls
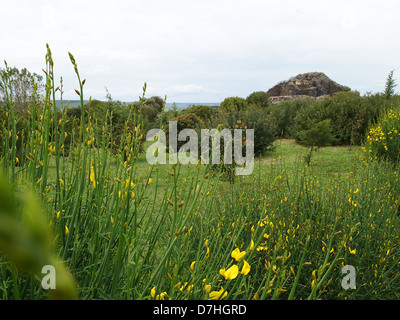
(364, 107), (400, 163)
(165, 113), (205, 153)
(246, 91), (270, 109)
(292, 100), (328, 143)
(323, 91), (380, 145)
(220, 96), (247, 113)
(220, 104), (277, 156)
(292, 91), (386, 146)
(268, 97), (315, 138)
(182, 104), (218, 126)
(297, 119), (335, 165)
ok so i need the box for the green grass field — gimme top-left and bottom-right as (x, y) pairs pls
(3, 132), (399, 300)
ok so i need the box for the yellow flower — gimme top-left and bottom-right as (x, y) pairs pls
(220, 265), (239, 280)
(183, 283), (193, 292)
(249, 239), (254, 252)
(205, 246), (210, 260)
(204, 284), (212, 292)
(49, 145), (56, 155)
(311, 279), (317, 289)
(90, 163), (96, 188)
(157, 293), (167, 300)
(349, 247), (356, 255)
(209, 287), (228, 300)
(148, 178), (152, 185)
(240, 260), (251, 276)
(65, 225), (69, 237)
(150, 287), (166, 299)
(231, 248), (246, 262)
(190, 261), (196, 272)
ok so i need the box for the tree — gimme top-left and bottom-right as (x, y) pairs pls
(220, 96), (247, 113)
(182, 104), (217, 125)
(145, 96), (164, 113)
(246, 91), (270, 108)
(0, 66), (44, 114)
(165, 113), (205, 153)
(219, 102), (277, 156)
(297, 119), (335, 165)
(170, 102), (180, 118)
(384, 70), (397, 100)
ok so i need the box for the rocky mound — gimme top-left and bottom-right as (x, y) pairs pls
(267, 72), (350, 99)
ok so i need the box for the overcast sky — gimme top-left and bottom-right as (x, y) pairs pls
(1, 0), (399, 103)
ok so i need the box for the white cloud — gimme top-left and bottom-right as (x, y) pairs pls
(167, 84), (203, 95)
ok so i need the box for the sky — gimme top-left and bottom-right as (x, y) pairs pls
(1, 0), (399, 103)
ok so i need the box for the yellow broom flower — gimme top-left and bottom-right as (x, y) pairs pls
(209, 287), (228, 300)
(240, 260), (251, 275)
(90, 162), (96, 188)
(220, 265), (239, 280)
(231, 248), (246, 262)
(249, 239), (254, 252)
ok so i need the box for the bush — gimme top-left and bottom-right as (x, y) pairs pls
(292, 91), (387, 146)
(165, 113), (206, 153)
(268, 97), (315, 138)
(322, 91), (380, 146)
(220, 96), (247, 113)
(297, 119), (335, 165)
(220, 104), (277, 156)
(292, 100), (328, 143)
(246, 91), (270, 109)
(363, 107), (400, 163)
(181, 105), (218, 126)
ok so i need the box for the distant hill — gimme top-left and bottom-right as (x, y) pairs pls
(55, 100), (89, 109)
(267, 72), (350, 104)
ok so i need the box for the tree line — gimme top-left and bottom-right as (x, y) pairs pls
(1, 66), (398, 167)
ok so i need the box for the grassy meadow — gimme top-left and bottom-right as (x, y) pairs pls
(0, 48), (400, 301)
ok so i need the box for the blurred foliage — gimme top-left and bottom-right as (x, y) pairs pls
(0, 170), (78, 299)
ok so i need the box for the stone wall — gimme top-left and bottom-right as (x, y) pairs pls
(269, 94), (329, 105)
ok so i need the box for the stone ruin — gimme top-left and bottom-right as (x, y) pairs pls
(267, 72), (350, 104)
